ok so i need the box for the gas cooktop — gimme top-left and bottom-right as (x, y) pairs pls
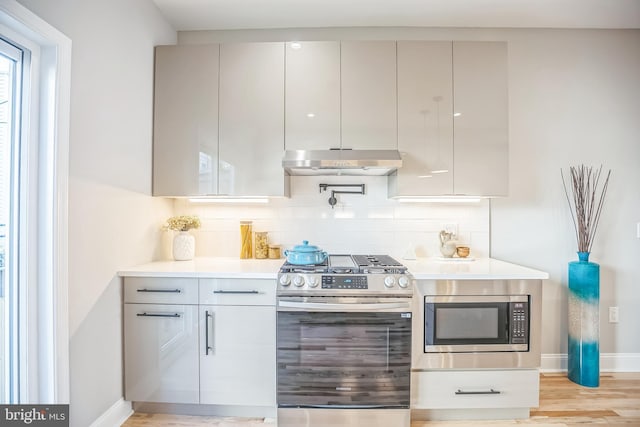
(278, 254), (412, 295)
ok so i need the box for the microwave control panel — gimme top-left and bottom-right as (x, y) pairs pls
(509, 301), (529, 344)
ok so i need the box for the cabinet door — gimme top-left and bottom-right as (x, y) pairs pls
(341, 41), (397, 150)
(453, 42), (508, 196)
(285, 41), (341, 150)
(219, 42), (286, 196)
(394, 41), (454, 196)
(200, 305), (276, 406)
(153, 45), (219, 196)
(124, 303), (199, 403)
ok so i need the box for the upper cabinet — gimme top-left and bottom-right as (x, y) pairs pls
(390, 41), (508, 197)
(284, 41), (397, 151)
(153, 43), (289, 197)
(285, 41), (341, 150)
(153, 45), (219, 197)
(341, 41), (397, 150)
(394, 41), (454, 196)
(219, 43), (288, 196)
(453, 42), (508, 196)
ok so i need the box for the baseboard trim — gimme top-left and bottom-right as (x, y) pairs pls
(90, 398), (133, 427)
(541, 353), (640, 372)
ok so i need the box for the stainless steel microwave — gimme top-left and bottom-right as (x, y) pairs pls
(424, 295), (529, 353)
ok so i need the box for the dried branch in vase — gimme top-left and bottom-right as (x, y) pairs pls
(561, 165), (611, 253)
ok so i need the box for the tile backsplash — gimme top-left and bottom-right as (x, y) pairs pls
(172, 176), (490, 259)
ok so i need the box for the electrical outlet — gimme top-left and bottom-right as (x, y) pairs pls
(609, 306), (619, 323)
(637, 222), (640, 239)
(442, 223), (458, 237)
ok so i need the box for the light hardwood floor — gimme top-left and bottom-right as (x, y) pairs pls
(122, 373), (640, 426)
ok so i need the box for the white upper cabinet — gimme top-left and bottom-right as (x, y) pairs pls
(453, 41), (509, 196)
(391, 41), (508, 197)
(285, 41), (341, 150)
(153, 44), (219, 197)
(341, 41), (398, 150)
(394, 41), (454, 196)
(219, 42), (288, 196)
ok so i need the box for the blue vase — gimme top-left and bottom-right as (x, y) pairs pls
(568, 251), (600, 387)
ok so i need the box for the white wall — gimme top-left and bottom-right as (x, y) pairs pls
(15, 0), (176, 425)
(181, 28), (640, 361)
(174, 176), (490, 259)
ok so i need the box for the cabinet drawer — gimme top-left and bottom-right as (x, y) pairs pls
(199, 278), (276, 306)
(124, 277), (198, 304)
(412, 369), (539, 409)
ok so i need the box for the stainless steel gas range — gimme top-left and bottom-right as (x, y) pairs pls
(276, 254), (413, 427)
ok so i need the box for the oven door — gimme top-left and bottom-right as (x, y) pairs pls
(424, 295), (528, 353)
(277, 296), (412, 409)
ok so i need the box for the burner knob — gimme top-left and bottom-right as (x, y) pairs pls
(293, 275), (305, 287)
(307, 276), (319, 288)
(398, 276), (410, 288)
(384, 276), (396, 288)
(279, 274), (291, 286)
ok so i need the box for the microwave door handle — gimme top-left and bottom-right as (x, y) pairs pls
(278, 301), (410, 311)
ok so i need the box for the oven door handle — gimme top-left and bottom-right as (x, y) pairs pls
(278, 300), (411, 311)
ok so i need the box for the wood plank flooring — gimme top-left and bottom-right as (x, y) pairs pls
(122, 373), (640, 426)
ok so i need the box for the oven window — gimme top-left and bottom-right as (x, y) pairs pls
(425, 302), (509, 345)
(277, 312), (411, 408)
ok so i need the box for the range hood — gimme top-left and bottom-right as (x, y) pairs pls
(282, 149), (403, 176)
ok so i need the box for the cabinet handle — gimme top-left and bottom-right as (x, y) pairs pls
(137, 288), (182, 293)
(455, 389), (501, 395)
(136, 312), (181, 318)
(213, 290), (260, 294)
(205, 310), (213, 355)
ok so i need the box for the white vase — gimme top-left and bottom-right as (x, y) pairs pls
(173, 231), (195, 261)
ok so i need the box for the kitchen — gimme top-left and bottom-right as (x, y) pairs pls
(0, 1), (638, 427)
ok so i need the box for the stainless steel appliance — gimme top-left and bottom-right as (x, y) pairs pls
(277, 255), (413, 427)
(412, 280), (542, 370)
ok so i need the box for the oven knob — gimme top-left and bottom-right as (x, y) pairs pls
(293, 275), (305, 287)
(279, 274), (291, 286)
(398, 276), (410, 288)
(307, 276), (319, 288)
(384, 276), (396, 288)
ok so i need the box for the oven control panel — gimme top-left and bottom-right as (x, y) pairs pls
(322, 275), (368, 289)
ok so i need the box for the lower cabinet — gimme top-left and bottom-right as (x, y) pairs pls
(124, 303), (199, 403)
(199, 305), (276, 406)
(123, 277), (276, 413)
(412, 369), (539, 415)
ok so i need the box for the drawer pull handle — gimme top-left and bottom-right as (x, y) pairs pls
(213, 290), (260, 294)
(136, 312), (181, 318)
(137, 288), (182, 293)
(455, 389), (501, 395)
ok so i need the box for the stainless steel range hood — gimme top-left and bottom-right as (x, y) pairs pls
(282, 149), (403, 176)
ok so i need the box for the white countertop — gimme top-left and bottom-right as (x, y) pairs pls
(118, 257), (548, 280)
(118, 257), (284, 279)
(402, 257), (549, 280)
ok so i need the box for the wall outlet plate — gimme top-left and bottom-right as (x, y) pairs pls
(609, 306), (619, 323)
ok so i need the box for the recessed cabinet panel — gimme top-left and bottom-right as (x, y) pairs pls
(395, 41), (454, 196)
(219, 43), (286, 196)
(124, 303), (199, 404)
(285, 41), (341, 150)
(341, 41), (397, 150)
(200, 305), (276, 406)
(453, 42), (509, 196)
(153, 45), (219, 197)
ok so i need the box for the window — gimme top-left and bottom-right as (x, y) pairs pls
(0, 0), (71, 404)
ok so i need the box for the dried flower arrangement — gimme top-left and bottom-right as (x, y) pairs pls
(164, 215), (201, 232)
(561, 165), (611, 253)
